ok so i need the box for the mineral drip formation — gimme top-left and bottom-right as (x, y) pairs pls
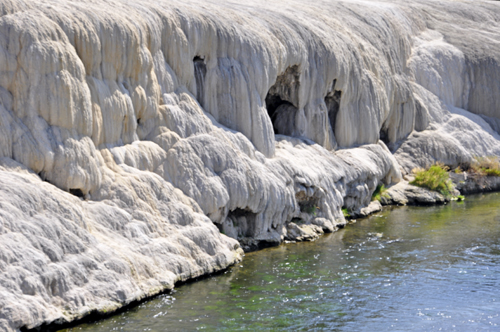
(0, 0), (499, 330)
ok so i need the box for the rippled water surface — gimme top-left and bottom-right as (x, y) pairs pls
(64, 193), (500, 331)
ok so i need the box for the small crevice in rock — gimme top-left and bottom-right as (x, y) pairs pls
(69, 188), (84, 198)
(325, 79), (342, 140)
(239, 238), (280, 252)
(379, 127), (390, 145)
(193, 56), (207, 105)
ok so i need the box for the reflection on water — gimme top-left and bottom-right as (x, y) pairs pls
(64, 193), (500, 331)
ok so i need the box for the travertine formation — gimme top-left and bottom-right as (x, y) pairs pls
(0, 0), (499, 330)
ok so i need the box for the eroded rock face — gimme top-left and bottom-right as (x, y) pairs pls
(0, 158), (243, 331)
(450, 172), (500, 194)
(0, 0), (499, 331)
(380, 180), (450, 206)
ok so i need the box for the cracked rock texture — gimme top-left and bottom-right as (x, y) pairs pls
(0, 0), (499, 330)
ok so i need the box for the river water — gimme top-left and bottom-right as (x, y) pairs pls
(64, 193), (500, 331)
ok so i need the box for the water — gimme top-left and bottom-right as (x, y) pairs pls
(63, 193), (500, 331)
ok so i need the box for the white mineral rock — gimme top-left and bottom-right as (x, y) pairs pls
(0, 0), (499, 330)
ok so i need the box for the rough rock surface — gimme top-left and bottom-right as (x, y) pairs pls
(353, 201), (383, 218)
(451, 172), (500, 195)
(0, 0), (499, 331)
(0, 158), (243, 332)
(380, 180), (450, 206)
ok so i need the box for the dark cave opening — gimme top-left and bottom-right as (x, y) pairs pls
(264, 65), (301, 136)
(69, 188), (84, 198)
(227, 208), (258, 238)
(379, 128), (390, 145)
(325, 79), (342, 140)
(325, 90), (341, 134)
(298, 198), (320, 217)
(265, 93), (295, 135)
(193, 56), (206, 105)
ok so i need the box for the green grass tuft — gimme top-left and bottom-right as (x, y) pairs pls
(342, 208), (350, 218)
(410, 164), (454, 197)
(371, 184), (388, 201)
(483, 168), (500, 177)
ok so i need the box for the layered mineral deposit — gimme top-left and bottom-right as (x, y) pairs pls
(0, 0), (499, 330)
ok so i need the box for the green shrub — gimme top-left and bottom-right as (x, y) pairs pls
(371, 184), (388, 201)
(342, 208), (350, 218)
(410, 164), (454, 197)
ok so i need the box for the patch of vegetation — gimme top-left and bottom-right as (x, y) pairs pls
(342, 208), (351, 218)
(299, 201), (319, 216)
(454, 166), (463, 174)
(470, 156), (500, 176)
(304, 206), (318, 215)
(410, 163), (454, 197)
(371, 184), (388, 201)
(451, 194), (465, 204)
(484, 168), (500, 176)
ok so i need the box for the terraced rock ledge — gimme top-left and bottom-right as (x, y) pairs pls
(0, 0), (500, 330)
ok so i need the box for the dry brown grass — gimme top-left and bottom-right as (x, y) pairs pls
(470, 156), (500, 177)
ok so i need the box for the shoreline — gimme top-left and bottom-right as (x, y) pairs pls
(21, 267), (233, 332)
(2, 0), (500, 330)
(240, 172), (500, 252)
(25, 178), (500, 332)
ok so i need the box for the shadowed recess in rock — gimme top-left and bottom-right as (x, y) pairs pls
(325, 79), (342, 141)
(193, 56), (207, 105)
(265, 65), (301, 137)
(0, 0), (499, 331)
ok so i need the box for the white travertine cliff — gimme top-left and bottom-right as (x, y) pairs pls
(0, 0), (499, 330)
